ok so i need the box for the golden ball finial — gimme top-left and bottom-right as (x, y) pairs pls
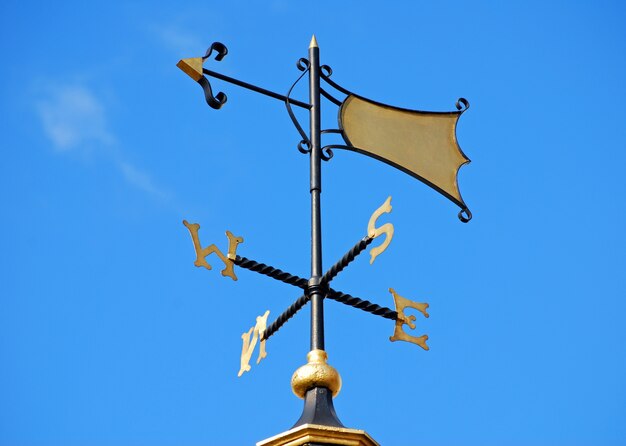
(291, 349), (342, 399)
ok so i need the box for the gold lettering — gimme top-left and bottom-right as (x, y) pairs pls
(182, 220), (243, 281)
(389, 288), (429, 350)
(238, 310), (270, 377)
(367, 196), (394, 264)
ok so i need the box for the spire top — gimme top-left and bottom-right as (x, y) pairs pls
(309, 34), (318, 48)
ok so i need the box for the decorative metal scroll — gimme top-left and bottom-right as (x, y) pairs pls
(177, 42), (472, 220)
(178, 40), (473, 378)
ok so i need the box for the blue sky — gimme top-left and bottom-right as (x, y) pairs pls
(1, 1), (625, 445)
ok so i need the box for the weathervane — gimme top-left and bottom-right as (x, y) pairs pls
(178, 37), (471, 446)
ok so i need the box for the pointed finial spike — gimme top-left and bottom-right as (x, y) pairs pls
(309, 35), (318, 48)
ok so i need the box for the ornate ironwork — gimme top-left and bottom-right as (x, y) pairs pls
(321, 236), (373, 284)
(286, 58), (311, 154)
(232, 255), (307, 289)
(262, 294), (309, 341)
(326, 288), (397, 320)
(320, 68), (354, 96)
(177, 36), (474, 432)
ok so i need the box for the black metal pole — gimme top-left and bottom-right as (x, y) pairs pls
(293, 36), (344, 429)
(308, 36), (324, 352)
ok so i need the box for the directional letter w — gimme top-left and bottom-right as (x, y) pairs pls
(183, 220), (243, 281)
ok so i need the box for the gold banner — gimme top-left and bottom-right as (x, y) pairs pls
(340, 95), (470, 210)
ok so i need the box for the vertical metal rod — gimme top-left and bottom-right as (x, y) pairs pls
(308, 35), (324, 351)
(294, 36), (344, 429)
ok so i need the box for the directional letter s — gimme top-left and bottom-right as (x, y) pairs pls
(367, 196), (394, 264)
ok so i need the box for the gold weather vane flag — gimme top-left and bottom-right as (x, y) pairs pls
(338, 94), (472, 221)
(177, 38), (477, 444)
(177, 41), (472, 221)
(177, 37), (475, 374)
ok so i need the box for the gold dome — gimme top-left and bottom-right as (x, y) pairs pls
(291, 349), (342, 399)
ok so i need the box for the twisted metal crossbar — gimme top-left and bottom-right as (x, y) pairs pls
(321, 236), (373, 284)
(238, 235), (397, 341)
(233, 255), (308, 289)
(262, 294), (309, 341)
(261, 287), (397, 341)
(326, 288), (397, 320)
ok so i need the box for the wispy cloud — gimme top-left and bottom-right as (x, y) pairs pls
(37, 85), (114, 151)
(35, 83), (171, 202)
(150, 24), (203, 55)
(118, 160), (170, 201)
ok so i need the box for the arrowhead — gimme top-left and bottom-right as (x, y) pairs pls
(176, 57), (203, 81)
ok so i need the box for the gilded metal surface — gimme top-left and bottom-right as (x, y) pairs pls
(257, 423), (379, 446)
(238, 310), (270, 377)
(366, 196), (394, 264)
(182, 220), (243, 281)
(291, 350), (342, 398)
(389, 288), (430, 350)
(176, 57), (204, 81)
(309, 35), (319, 49)
(340, 95), (470, 209)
